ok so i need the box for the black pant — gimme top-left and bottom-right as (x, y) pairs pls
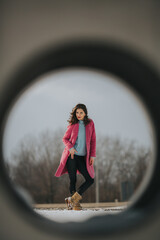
(66, 154), (94, 196)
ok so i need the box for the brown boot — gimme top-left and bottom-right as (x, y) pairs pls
(65, 197), (72, 210)
(65, 191), (76, 210)
(71, 192), (82, 210)
(73, 202), (82, 210)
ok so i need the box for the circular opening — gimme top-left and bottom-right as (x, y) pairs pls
(0, 42), (160, 238)
(2, 67), (156, 222)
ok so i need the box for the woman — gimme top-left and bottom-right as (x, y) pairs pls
(54, 103), (96, 210)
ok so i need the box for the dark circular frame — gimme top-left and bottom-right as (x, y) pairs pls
(0, 41), (160, 239)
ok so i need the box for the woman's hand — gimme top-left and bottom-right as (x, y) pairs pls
(69, 148), (78, 159)
(89, 157), (94, 166)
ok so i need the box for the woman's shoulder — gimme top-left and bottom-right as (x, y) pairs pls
(67, 122), (77, 128)
(88, 118), (94, 126)
(66, 123), (74, 128)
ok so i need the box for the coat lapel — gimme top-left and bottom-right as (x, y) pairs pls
(85, 122), (91, 151)
(72, 123), (79, 145)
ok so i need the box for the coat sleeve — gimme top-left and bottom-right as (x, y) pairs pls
(90, 121), (96, 157)
(62, 124), (74, 150)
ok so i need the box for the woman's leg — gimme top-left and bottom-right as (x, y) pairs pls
(66, 155), (77, 195)
(76, 155), (94, 195)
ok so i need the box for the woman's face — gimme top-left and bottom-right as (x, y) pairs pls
(76, 108), (86, 120)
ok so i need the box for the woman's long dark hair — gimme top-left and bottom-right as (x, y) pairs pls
(67, 103), (91, 126)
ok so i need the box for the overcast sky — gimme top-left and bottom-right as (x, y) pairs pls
(2, 67), (156, 162)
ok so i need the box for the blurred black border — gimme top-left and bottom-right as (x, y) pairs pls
(0, 41), (160, 238)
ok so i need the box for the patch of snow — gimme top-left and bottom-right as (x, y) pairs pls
(34, 207), (126, 223)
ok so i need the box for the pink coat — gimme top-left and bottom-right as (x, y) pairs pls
(54, 119), (96, 179)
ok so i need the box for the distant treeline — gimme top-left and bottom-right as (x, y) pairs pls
(4, 128), (153, 203)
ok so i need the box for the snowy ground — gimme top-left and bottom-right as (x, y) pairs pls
(34, 206), (127, 222)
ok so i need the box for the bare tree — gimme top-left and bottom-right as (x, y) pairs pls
(4, 129), (154, 203)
